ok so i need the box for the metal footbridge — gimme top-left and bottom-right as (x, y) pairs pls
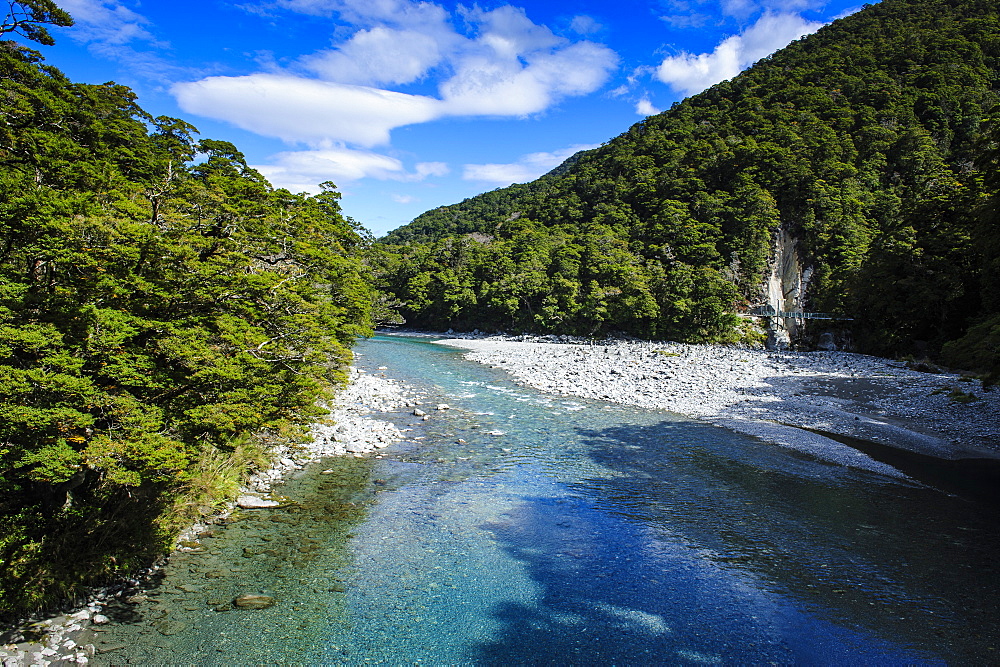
(747, 305), (853, 321)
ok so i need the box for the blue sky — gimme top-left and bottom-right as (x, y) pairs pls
(40, 0), (864, 236)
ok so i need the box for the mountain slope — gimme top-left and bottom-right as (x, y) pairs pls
(376, 0), (1000, 355)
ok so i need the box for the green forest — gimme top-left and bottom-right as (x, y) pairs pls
(0, 5), (374, 616)
(377, 0), (1000, 374)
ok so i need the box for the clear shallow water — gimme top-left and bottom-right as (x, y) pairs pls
(89, 335), (1000, 664)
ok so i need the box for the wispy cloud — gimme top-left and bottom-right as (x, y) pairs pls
(659, 13), (712, 28)
(173, 75), (441, 147)
(58, 0), (177, 76)
(60, 0), (159, 46)
(463, 143), (597, 186)
(570, 15), (602, 35)
(252, 147), (448, 193)
(655, 12), (823, 96)
(174, 1), (618, 152)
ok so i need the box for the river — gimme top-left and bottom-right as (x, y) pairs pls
(86, 334), (1000, 664)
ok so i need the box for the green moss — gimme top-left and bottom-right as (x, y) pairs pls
(948, 388), (981, 404)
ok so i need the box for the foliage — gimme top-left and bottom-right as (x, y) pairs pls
(941, 314), (1000, 386)
(378, 0), (1000, 352)
(0, 39), (372, 617)
(938, 110), (1000, 380)
(0, 0), (72, 46)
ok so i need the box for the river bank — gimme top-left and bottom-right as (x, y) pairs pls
(0, 366), (416, 667)
(438, 335), (1000, 467)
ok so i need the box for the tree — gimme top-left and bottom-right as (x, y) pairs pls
(0, 40), (373, 617)
(1, 0), (73, 46)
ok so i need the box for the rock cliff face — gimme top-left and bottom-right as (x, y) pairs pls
(762, 228), (814, 349)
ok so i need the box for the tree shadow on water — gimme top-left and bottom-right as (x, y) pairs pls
(471, 419), (996, 665)
(471, 490), (788, 665)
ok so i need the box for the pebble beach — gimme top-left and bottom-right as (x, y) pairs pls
(437, 335), (1000, 466)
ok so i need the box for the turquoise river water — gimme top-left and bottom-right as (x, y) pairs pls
(88, 335), (1000, 664)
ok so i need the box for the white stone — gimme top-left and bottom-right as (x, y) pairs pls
(236, 495), (280, 509)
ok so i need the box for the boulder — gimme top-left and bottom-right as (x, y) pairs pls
(816, 332), (837, 351)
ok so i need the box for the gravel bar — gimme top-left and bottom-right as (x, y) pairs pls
(437, 336), (1000, 468)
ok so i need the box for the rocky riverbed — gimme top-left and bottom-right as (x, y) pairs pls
(231, 367), (411, 511)
(0, 366), (414, 667)
(439, 335), (1000, 465)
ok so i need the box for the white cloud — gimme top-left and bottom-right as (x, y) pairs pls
(176, 1), (618, 150)
(169, 0), (618, 195)
(636, 99), (660, 115)
(435, 6), (616, 117)
(253, 147), (446, 193)
(656, 12), (824, 96)
(463, 143), (598, 186)
(274, 0), (450, 29)
(174, 2), (618, 144)
(441, 41), (618, 116)
(713, 0), (828, 19)
(172, 74), (441, 147)
(465, 5), (562, 55)
(302, 27), (444, 85)
(739, 11), (824, 62)
(414, 162), (449, 178)
(391, 193), (417, 204)
(720, 0), (760, 19)
(657, 37), (742, 96)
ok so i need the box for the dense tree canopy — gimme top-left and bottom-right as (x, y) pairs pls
(378, 0), (1000, 358)
(0, 38), (372, 615)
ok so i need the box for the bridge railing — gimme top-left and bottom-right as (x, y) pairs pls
(745, 306), (852, 321)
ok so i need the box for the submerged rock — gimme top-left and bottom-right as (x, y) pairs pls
(233, 594), (276, 610)
(154, 619), (189, 635)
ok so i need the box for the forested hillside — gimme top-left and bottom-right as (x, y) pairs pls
(0, 16), (372, 616)
(376, 0), (1000, 370)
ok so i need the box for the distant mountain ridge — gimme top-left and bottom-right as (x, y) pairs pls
(374, 0), (999, 363)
